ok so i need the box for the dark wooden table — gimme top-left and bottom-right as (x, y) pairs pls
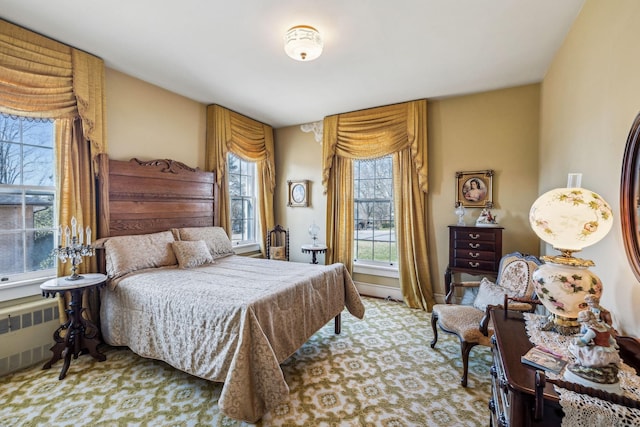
(40, 273), (107, 379)
(301, 243), (327, 264)
(490, 309), (640, 426)
(490, 309), (563, 426)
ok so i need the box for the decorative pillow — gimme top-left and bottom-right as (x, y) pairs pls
(473, 277), (510, 312)
(269, 246), (286, 261)
(171, 240), (214, 269)
(176, 226), (234, 259)
(104, 231), (177, 279)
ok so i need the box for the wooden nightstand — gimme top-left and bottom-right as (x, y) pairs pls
(40, 273), (107, 379)
(445, 225), (503, 297)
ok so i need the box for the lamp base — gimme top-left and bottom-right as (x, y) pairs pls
(564, 365), (622, 395)
(540, 313), (580, 335)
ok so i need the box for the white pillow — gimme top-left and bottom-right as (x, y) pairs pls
(171, 240), (214, 269)
(473, 277), (509, 312)
(104, 231), (177, 279)
(175, 226), (234, 259)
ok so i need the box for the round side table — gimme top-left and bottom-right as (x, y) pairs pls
(40, 273), (107, 379)
(301, 243), (328, 264)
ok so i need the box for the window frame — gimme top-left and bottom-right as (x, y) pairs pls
(227, 152), (258, 247)
(353, 156), (398, 271)
(0, 115), (57, 300)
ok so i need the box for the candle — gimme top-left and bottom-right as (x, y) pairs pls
(64, 225), (70, 247)
(71, 217), (77, 239)
(79, 224), (84, 244)
(86, 226), (91, 246)
(58, 225), (62, 247)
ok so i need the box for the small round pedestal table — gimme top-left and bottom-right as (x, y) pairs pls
(301, 243), (328, 264)
(40, 273), (107, 379)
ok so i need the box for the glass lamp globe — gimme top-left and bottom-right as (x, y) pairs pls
(454, 204), (466, 226)
(529, 186), (613, 333)
(308, 222), (320, 246)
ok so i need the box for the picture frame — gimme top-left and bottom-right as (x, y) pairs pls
(455, 170), (494, 208)
(287, 180), (309, 207)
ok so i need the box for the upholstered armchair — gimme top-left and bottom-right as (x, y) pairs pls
(266, 224), (289, 261)
(430, 252), (543, 386)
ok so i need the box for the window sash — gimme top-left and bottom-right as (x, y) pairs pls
(0, 115), (56, 285)
(353, 156), (397, 267)
(227, 153), (257, 245)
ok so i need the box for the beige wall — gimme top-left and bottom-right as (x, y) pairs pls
(274, 85), (541, 299)
(540, 0), (640, 336)
(273, 126), (327, 264)
(105, 68), (207, 168)
(428, 85), (541, 298)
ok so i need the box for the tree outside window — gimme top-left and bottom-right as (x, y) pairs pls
(0, 114), (56, 280)
(353, 156), (397, 266)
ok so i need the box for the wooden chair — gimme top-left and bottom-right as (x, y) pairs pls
(430, 252), (543, 386)
(266, 224), (289, 261)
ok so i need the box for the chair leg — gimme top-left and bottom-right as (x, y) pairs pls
(430, 312), (439, 348)
(460, 341), (477, 387)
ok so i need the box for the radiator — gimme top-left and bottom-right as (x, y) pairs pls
(354, 281), (403, 301)
(0, 298), (59, 376)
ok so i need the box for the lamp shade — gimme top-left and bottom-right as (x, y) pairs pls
(529, 187), (613, 253)
(284, 25), (323, 61)
(528, 187), (613, 325)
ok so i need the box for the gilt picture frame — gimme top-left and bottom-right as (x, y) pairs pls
(287, 180), (309, 207)
(455, 170), (493, 208)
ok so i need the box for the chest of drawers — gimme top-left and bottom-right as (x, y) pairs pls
(445, 225), (503, 296)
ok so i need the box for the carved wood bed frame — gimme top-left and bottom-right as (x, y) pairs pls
(95, 153), (219, 240)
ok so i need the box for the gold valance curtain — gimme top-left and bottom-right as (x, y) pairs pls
(205, 104), (275, 253)
(322, 99), (434, 310)
(0, 19), (107, 322)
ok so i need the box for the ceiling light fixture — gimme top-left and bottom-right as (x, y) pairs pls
(284, 25), (323, 61)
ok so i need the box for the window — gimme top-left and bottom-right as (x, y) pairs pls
(0, 114), (56, 284)
(353, 156), (397, 267)
(227, 152), (256, 245)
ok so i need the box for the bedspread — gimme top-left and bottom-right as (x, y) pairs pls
(100, 255), (365, 422)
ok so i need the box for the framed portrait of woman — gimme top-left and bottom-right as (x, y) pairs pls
(455, 170), (494, 208)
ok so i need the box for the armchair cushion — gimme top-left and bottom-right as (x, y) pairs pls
(431, 304), (493, 346)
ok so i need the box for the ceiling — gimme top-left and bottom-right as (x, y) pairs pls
(1, 1), (585, 128)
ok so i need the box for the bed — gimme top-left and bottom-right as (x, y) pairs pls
(94, 154), (365, 422)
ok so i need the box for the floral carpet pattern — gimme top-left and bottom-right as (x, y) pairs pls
(0, 297), (492, 426)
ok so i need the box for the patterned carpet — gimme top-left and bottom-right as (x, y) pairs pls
(0, 297), (493, 426)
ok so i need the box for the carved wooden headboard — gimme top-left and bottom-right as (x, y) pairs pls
(96, 153), (219, 239)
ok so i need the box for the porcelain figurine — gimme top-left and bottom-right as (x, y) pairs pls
(565, 309), (621, 392)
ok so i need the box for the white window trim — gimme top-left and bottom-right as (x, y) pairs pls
(0, 272), (56, 301)
(233, 242), (260, 254)
(353, 260), (399, 278)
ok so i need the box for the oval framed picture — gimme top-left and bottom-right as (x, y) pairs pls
(287, 180), (309, 207)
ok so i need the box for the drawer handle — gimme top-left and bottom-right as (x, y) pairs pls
(468, 233), (480, 239)
(468, 262), (480, 268)
(469, 243), (480, 249)
(469, 252), (480, 258)
(500, 376), (509, 393)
